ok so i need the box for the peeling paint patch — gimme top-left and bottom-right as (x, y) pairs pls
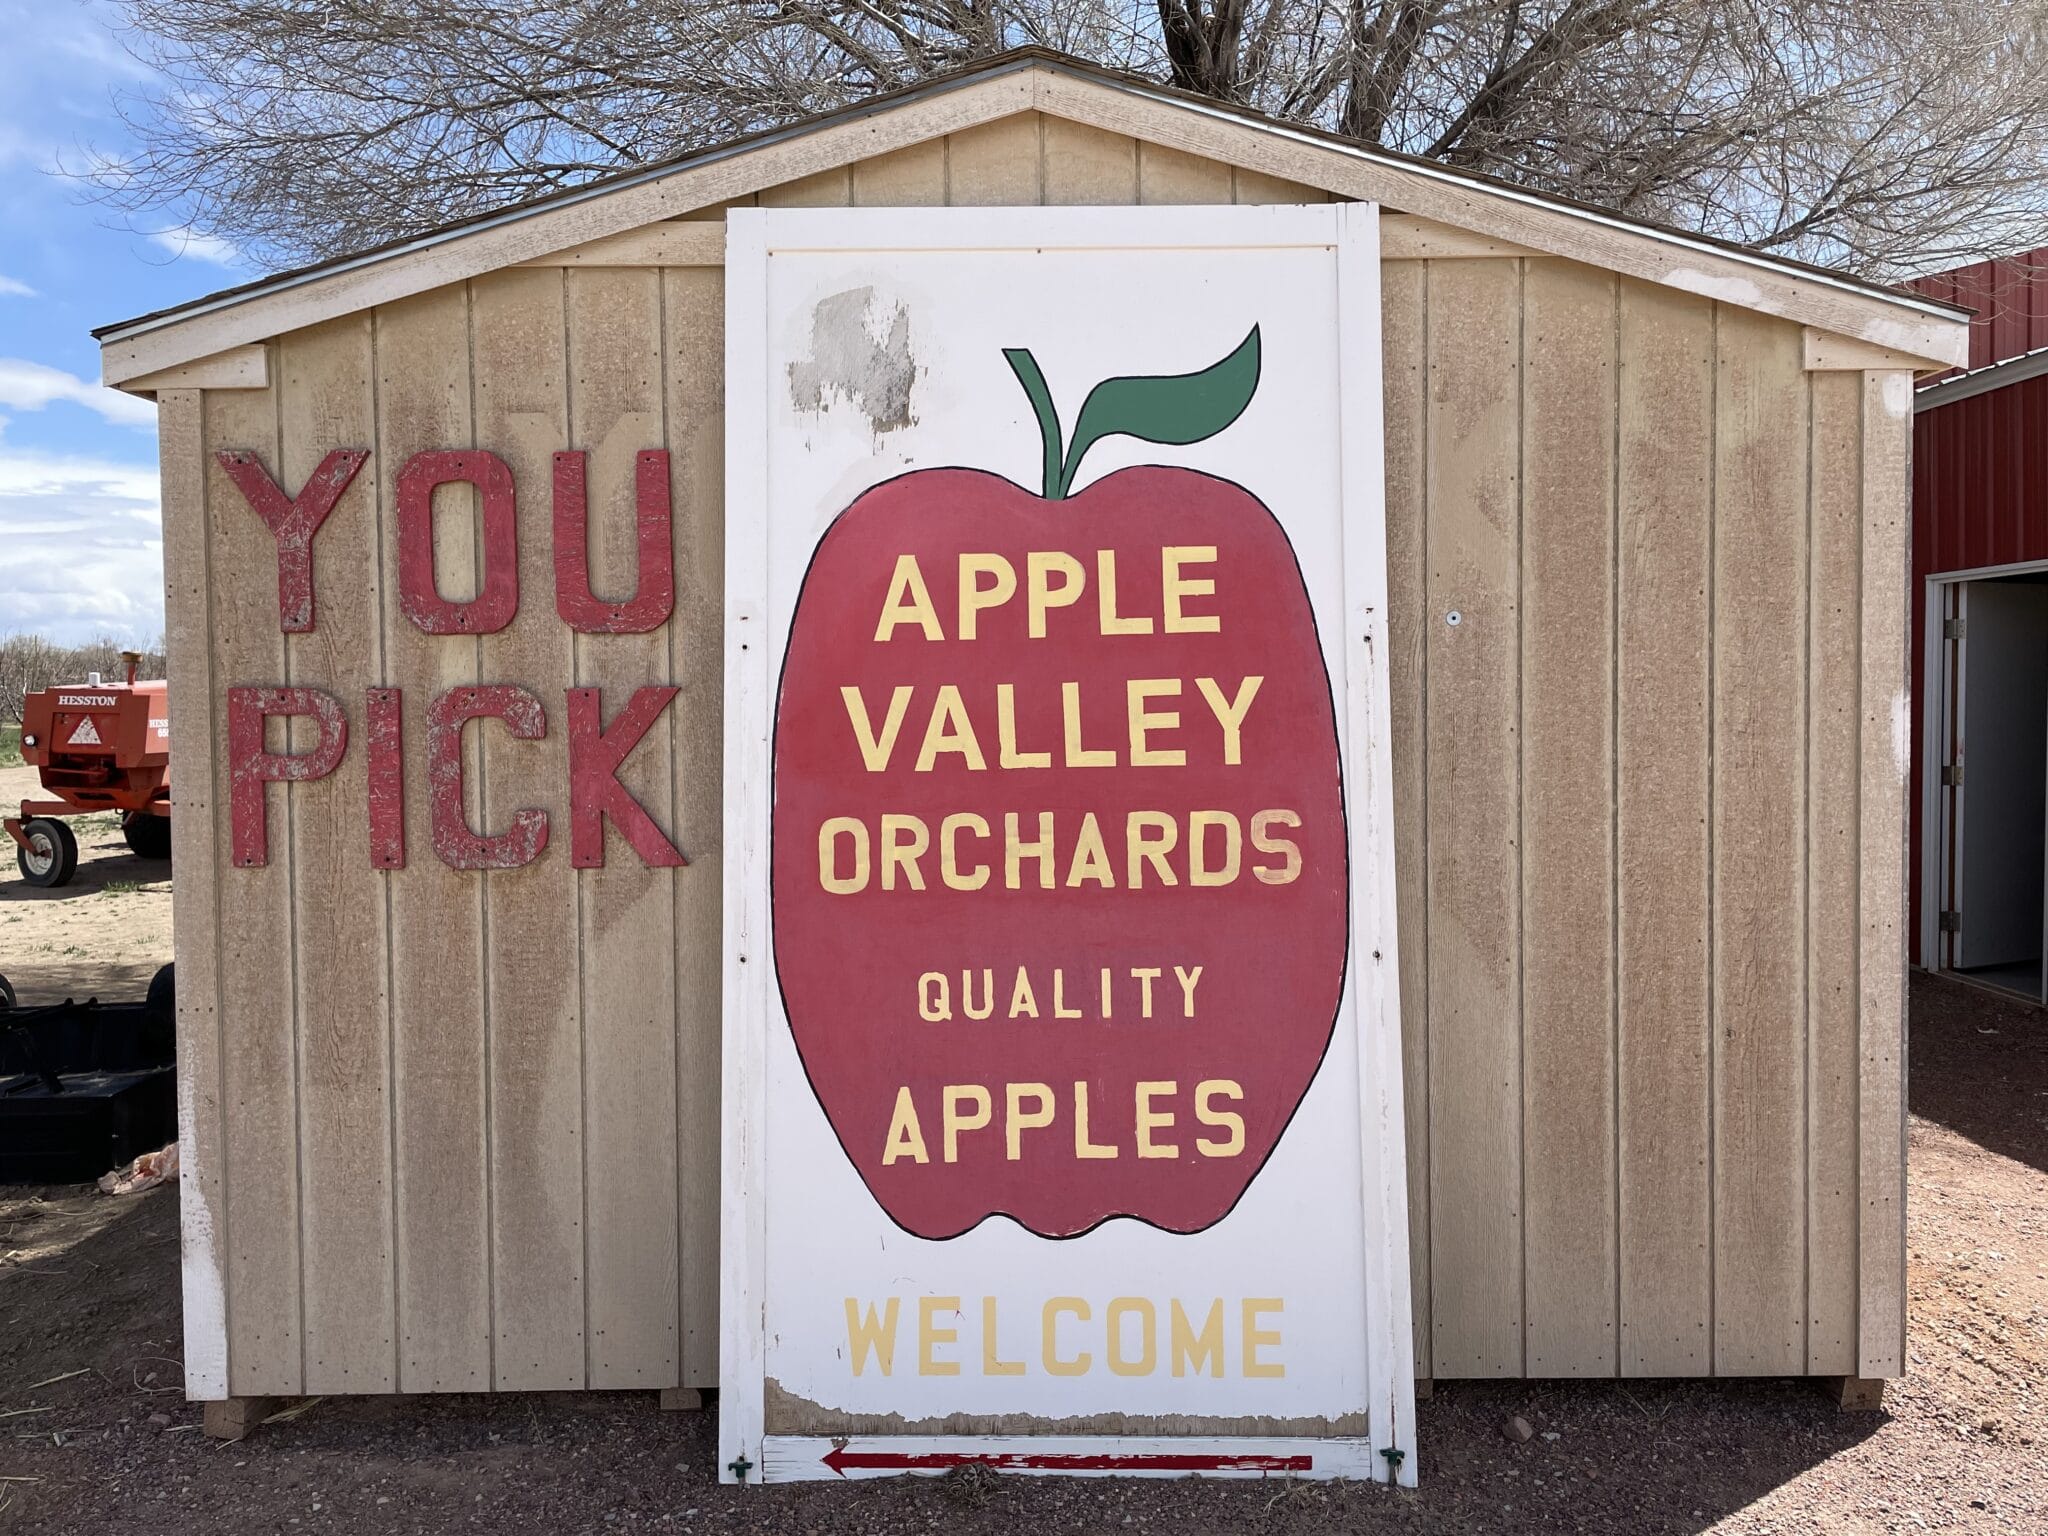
(764, 1377), (1368, 1438)
(1892, 688), (1911, 781)
(787, 288), (918, 436)
(1663, 267), (1763, 308)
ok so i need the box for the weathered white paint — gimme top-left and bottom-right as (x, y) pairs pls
(1662, 267), (1765, 308)
(176, 1064), (229, 1397)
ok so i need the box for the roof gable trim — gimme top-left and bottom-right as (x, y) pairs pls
(97, 53), (1968, 385)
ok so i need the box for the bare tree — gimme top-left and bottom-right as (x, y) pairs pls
(0, 633), (165, 724)
(86, 1), (2048, 279)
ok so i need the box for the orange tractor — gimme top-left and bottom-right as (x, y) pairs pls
(7, 651), (170, 888)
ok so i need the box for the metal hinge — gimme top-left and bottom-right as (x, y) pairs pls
(1940, 910), (1962, 934)
(1944, 618), (1966, 639)
(1942, 764), (1964, 786)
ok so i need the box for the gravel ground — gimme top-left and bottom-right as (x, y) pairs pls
(1, 969), (2042, 1535)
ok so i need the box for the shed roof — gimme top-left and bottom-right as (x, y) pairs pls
(97, 47), (1970, 387)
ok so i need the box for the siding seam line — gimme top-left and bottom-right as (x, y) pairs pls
(659, 262), (682, 1383)
(1609, 273), (1622, 1377)
(1706, 303), (1720, 1374)
(1516, 254), (1529, 1378)
(277, 353), (309, 1397)
(1802, 370), (1816, 1373)
(468, 278), (497, 1392)
(1421, 257), (1438, 1367)
(566, 265), (593, 1389)
(370, 308), (401, 1392)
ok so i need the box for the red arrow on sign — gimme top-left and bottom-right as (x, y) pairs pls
(821, 1446), (1313, 1476)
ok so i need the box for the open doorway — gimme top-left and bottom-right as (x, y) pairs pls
(1928, 571), (2048, 1001)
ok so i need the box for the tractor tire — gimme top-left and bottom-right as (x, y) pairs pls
(16, 818), (78, 888)
(124, 811), (172, 861)
(0, 972), (14, 1010)
(146, 963), (176, 1025)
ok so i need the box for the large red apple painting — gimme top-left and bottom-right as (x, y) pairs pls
(772, 327), (1348, 1240)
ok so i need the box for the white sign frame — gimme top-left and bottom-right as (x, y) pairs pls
(722, 202), (1413, 1486)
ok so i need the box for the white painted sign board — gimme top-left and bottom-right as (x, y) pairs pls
(722, 203), (1413, 1485)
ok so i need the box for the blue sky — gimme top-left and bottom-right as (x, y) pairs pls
(0, 0), (244, 645)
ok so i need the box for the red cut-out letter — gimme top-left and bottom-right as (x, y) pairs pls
(217, 448), (368, 633)
(553, 450), (675, 633)
(427, 686), (548, 869)
(366, 687), (405, 869)
(566, 686), (685, 869)
(227, 686), (349, 867)
(397, 450), (519, 634)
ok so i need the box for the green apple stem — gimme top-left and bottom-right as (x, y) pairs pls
(1001, 326), (1264, 501)
(1002, 347), (1067, 501)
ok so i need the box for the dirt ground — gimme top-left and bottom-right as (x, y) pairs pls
(3, 938), (2045, 1530)
(0, 761), (173, 1006)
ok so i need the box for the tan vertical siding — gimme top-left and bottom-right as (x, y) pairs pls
(471, 267), (583, 1389)
(279, 317), (395, 1392)
(208, 379), (301, 1396)
(1518, 261), (1618, 1376)
(375, 287), (490, 1391)
(1423, 257), (1524, 1376)
(665, 265), (727, 1388)
(566, 267), (682, 1386)
(1806, 372), (1864, 1375)
(173, 123), (1910, 1392)
(1857, 371), (1911, 1380)
(1710, 308), (1810, 1375)
(1614, 282), (1715, 1375)
(1378, 262), (1431, 1376)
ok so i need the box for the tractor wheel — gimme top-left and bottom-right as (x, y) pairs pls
(0, 972), (14, 1010)
(146, 962), (176, 1025)
(16, 818), (78, 888)
(124, 811), (172, 861)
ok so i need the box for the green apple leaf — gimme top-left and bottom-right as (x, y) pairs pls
(1057, 325), (1261, 498)
(1001, 327), (1263, 500)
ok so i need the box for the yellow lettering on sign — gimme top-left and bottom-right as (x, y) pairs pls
(1043, 1298), (1091, 1376)
(882, 1087), (928, 1165)
(846, 1297), (901, 1376)
(957, 553), (1016, 639)
(841, 684), (913, 771)
(1162, 546), (1220, 633)
(915, 684), (986, 771)
(1195, 1079), (1246, 1157)
(1243, 1299), (1285, 1378)
(1135, 1081), (1179, 1159)
(982, 1296), (1024, 1376)
(942, 1084), (992, 1162)
(1027, 550), (1086, 637)
(1107, 1297), (1158, 1377)
(1171, 1298), (1225, 1377)
(1126, 677), (1185, 766)
(919, 1296), (961, 1376)
(875, 555), (941, 641)
(1005, 1083), (1055, 1160)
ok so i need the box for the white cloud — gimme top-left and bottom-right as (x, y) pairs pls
(0, 274), (34, 298)
(0, 447), (162, 645)
(148, 225), (242, 268)
(0, 358), (158, 429)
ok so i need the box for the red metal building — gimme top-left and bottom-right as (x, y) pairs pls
(1910, 248), (2048, 993)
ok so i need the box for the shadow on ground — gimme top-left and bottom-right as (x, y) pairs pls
(1909, 970), (2048, 1173)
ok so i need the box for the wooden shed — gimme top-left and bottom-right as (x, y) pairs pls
(97, 48), (1968, 1406)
